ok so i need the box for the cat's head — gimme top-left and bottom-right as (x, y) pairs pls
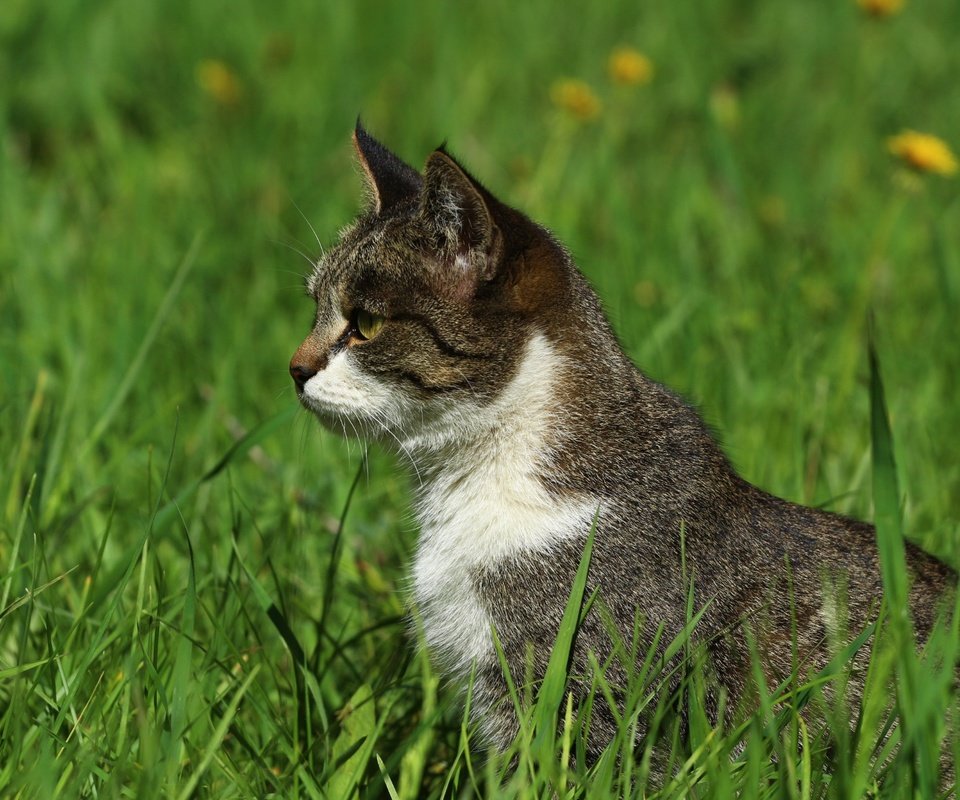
(290, 124), (573, 451)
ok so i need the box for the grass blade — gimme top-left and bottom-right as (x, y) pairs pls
(76, 233), (203, 465)
(869, 333), (937, 794)
(532, 515), (597, 759)
(174, 664), (261, 800)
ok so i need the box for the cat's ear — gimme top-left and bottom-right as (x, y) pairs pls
(352, 121), (422, 214)
(419, 149), (503, 287)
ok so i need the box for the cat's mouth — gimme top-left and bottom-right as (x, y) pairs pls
(291, 350), (452, 448)
(297, 390), (354, 424)
(299, 394), (371, 439)
(297, 381), (409, 443)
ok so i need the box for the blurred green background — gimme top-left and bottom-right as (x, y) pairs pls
(1, 0), (958, 795)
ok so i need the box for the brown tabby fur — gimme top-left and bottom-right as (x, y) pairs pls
(291, 123), (955, 765)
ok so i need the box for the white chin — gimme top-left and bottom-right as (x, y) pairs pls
(299, 396), (348, 428)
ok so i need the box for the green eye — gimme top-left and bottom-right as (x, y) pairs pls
(354, 309), (385, 340)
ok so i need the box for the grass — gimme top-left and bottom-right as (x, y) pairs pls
(2, 0), (959, 796)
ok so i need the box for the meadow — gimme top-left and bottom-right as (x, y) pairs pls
(1, 0), (959, 796)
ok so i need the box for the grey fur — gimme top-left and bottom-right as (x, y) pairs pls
(291, 126), (956, 762)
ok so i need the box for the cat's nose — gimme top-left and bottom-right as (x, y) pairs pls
(289, 361), (317, 391)
(291, 337), (327, 391)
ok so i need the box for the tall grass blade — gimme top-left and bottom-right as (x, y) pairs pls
(1, 474), (36, 614)
(325, 683), (377, 799)
(869, 334), (937, 793)
(151, 406), (297, 533)
(4, 371), (46, 523)
(174, 664), (261, 800)
(75, 233), (203, 465)
(532, 517), (596, 760)
(869, 338), (910, 632)
(166, 523), (198, 788)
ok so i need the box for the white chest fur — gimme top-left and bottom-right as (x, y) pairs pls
(409, 333), (599, 674)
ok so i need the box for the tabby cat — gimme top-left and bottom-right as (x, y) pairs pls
(290, 123), (954, 756)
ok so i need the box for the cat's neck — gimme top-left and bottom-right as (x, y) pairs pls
(407, 331), (600, 565)
(408, 331), (600, 673)
(399, 330), (563, 462)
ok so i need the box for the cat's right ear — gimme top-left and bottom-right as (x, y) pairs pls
(418, 149), (504, 297)
(352, 122), (422, 214)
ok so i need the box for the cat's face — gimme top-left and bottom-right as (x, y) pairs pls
(291, 126), (555, 451)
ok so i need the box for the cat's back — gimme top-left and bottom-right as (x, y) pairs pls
(707, 485), (955, 649)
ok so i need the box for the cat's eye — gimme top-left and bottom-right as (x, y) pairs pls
(353, 309), (385, 341)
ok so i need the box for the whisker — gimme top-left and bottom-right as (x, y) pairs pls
(371, 408), (424, 489)
(271, 236), (318, 271)
(287, 192), (326, 256)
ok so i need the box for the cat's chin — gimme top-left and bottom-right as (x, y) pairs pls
(299, 394), (398, 443)
(297, 393), (350, 430)
(297, 384), (468, 455)
(301, 402), (358, 436)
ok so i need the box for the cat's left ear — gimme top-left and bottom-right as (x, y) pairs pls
(419, 149), (503, 289)
(353, 122), (423, 214)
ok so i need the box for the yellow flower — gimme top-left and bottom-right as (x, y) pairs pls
(887, 130), (958, 176)
(551, 79), (602, 121)
(608, 47), (654, 86)
(196, 59), (243, 106)
(857, 0), (904, 16)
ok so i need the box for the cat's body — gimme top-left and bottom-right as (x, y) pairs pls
(291, 124), (954, 755)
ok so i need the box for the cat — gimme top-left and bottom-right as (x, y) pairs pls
(290, 123), (955, 760)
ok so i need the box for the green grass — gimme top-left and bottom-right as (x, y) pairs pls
(2, 0), (959, 796)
